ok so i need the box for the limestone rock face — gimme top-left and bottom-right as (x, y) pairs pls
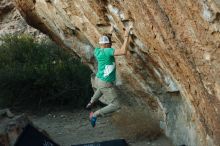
(13, 0), (220, 146)
(0, 0), (45, 38)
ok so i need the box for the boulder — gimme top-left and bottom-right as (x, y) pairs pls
(6, 0), (220, 145)
(0, 109), (31, 146)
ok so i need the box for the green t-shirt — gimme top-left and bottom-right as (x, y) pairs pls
(94, 48), (116, 82)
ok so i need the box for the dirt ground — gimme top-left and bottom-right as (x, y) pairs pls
(28, 109), (174, 146)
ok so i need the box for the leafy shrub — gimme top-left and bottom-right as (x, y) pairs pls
(0, 34), (92, 110)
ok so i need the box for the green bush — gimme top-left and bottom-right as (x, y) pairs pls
(0, 34), (92, 110)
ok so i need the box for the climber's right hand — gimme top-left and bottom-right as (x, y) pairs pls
(124, 26), (133, 37)
(109, 24), (115, 34)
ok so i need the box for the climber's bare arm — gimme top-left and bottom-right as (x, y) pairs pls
(114, 29), (130, 56)
(81, 56), (95, 65)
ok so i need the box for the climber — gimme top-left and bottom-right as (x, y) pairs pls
(86, 25), (132, 127)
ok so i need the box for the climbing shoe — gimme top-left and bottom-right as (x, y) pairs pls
(89, 112), (97, 128)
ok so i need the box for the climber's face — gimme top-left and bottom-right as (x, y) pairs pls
(100, 43), (111, 49)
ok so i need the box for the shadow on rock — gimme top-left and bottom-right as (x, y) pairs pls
(111, 106), (161, 142)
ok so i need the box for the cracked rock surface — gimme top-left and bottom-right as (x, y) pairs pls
(0, 0), (45, 38)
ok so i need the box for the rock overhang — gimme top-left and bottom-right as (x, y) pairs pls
(9, 0), (220, 145)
